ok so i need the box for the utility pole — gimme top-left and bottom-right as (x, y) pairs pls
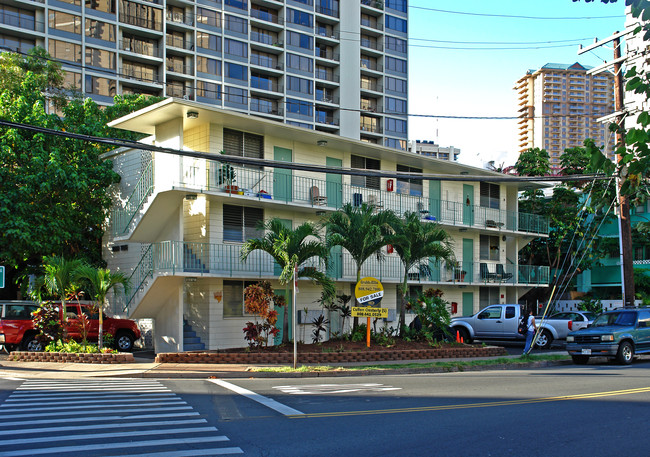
(613, 36), (636, 308)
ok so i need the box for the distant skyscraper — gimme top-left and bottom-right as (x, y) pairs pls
(514, 62), (615, 171)
(0, 0), (408, 149)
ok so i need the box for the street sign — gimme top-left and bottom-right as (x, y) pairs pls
(0, 266), (4, 288)
(354, 277), (384, 306)
(352, 307), (388, 318)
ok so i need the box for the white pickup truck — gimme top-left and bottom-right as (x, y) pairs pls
(450, 304), (591, 349)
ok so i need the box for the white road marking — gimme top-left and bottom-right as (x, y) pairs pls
(0, 419), (208, 436)
(104, 448), (244, 456)
(0, 411), (201, 427)
(273, 383), (402, 395)
(208, 379), (304, 416)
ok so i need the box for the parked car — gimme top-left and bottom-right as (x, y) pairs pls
(0, 301), (141, 352)
(566, 309), (650, 365)
(537, 311), (597, 340)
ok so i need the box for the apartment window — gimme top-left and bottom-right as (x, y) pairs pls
(0, 6), (36, 30)
(223, 128), (263, 163)
(385, 97), (406, 114)
(480, 182), (500, 209)
(85, 75), (116, 97)
(86, 0), (115, 13)
(48, 39), (81, 63)
(386, 14), (407, 33)
(386, 56), (407, 74)
(119, 0), (161, 30)
(286, 76), (312, 94)
(287, 53), (313, 73)
(49, 11), (82, 34)
(122, 35), (157, 57)
(225, 14), (247, 34)
(385, 138), (407, 151)
(479, 287), (499, 309)
(64, 71), (82, 90)
(287, 8), (312, 27)
(251, 73), (277, 91)
(293, 0), (313, 5)
(86, 19), (115, 41)
(223, 205), (263, 242)
(385, 118), (407, 134)
(386, 76), (407, 94)
(197, 56), (221, 75)
(225, 0), (247, 10)
(197, 32), (221, 51)
(396, 164), (422, 196)
(225, 86), (247, 105)
(122, 61), (157, 81)
(223, 280), (256, 317)
(225, 62), (247, 80)
(85, 47), (116, 70)
(386, 0), (407, 12)
(480, 235), (500, 261)
(197, 7), (221, 28)
(385, 36), (407, 53)
(286, 98), (313, 117)
(350, 154), (380, 190)
(196, 80), (221, 100)
(0, 35), (34, 52)
(287, 31), (313, 50)
(224, 38), (248, 57)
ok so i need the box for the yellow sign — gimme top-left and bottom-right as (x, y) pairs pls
(352, 307), (389, 318)
(354, 277), (384, 305)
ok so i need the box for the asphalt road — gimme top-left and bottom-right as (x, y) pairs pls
(2, 358), (647, 456)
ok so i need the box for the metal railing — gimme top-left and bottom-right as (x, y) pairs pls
(250, 8), (282, 24)
(112, 156), (549, 237)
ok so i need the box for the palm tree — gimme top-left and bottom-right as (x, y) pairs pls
(326, 203), (397, 330)
(387, 211), (455, 336)
(75, 265), (130, 350)
(41, 256), (83, 323)
(241, 219), (334, 344)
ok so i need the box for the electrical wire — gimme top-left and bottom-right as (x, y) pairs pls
(408, 5), (624, 20)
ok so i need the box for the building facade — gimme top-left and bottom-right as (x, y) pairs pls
(514, 62), (615, 171)
(0, 0), (408, 149)
(407, 140), (460, 161)
(104, 99), (550, 353)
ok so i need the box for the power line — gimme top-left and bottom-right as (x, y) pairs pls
(409, 37), (594, 45)
(408, 5), (624, 20)
(0, 118), (610, 183)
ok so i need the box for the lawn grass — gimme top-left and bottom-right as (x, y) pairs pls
(251, 354), (569, 373)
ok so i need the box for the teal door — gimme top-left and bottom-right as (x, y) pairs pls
(462, 292), (474, 316)
(428, 180), (441, 221)
(463, 184), (474, 226)
(326, 157), (342, 208)
(274, 289), (293, 344)
(274, 219), (292, 276)
(274, 147), (293, 202)
(462, 238), (474, 282)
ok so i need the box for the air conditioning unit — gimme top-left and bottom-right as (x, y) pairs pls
(182, 95), (190, 100)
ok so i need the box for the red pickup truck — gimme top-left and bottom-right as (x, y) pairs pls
(0, 301), (141, 352)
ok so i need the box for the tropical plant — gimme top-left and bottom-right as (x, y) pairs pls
(326, 203), (398, 330)
(408, 288), (453, 342)
(336, 294), (352, 336)
(241, 218), (335, 344)
(40, 256), (83, 323)
(243, 281), (279, 348)
(74, 265), (130, 350)
(31, 301), (64, 346)
(387, 211), (454, 336)
(577, 296), (604, 315)
(310, 314), (329, 344)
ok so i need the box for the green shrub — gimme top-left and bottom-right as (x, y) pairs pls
(350, 324), (367, 342)
(408, 288), (452, 341)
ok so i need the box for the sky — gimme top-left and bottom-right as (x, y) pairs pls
(407, 0), (627, 168)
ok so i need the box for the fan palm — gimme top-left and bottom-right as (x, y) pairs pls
(241, 219), (334, 344)
(75, 265), (130, 350)
(326, 203), (397, 329)
(387, 211), (455, 336)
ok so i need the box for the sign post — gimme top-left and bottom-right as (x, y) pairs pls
(353, 277), (385, 348)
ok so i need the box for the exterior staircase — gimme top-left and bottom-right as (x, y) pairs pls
(183, 320), (206, 351)
(183, 245), (207, 272)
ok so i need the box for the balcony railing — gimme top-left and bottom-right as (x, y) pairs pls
(112, 155), (550, 236)
(124, 241), (550, 313)
(0, 12), (43, 32)
(120, 40), (161, 58)
(250, 8), (282, 24)
(166, 11), (194, 26)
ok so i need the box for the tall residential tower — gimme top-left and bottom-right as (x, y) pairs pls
(514, 62), (614, 171)
(0, 0), (408, 148)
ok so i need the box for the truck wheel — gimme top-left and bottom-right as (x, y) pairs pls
(115, 331), (135, 352)
(454, 327), (471, 344)
(571, 355), (589, 365)
(616, 341), (634, 365)
(21, 334), (44, 352)
(535, 330), (553, 350)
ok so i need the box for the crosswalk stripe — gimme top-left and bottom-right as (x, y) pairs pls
(4, 393), (177, 404)
(0, 404), (193, 419)
(14, 386), (169, 392)
(0, 419), (208, 436)
(104, 448), (245, 456)
(1, 436), (231, 456)
(0, 400), (187, 412)
(7, 389), (169, 399)
(1, 426), (220, 446)
(0, 412), (201, 427)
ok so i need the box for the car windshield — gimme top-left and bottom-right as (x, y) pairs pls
(591, 312), (637, 327)
(583, 312), (597, 321)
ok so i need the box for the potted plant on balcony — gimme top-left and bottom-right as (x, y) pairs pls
(218, 160), (237, 193)
(447, 261), (466, 282)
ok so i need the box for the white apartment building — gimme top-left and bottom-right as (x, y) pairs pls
(408, 140), (460, 161)
(514, 62), (615, 172)
(0, 0), (408, 149)
(104, 99), (550, 353)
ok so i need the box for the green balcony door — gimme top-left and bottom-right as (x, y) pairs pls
(273, 288), (292, 344)
(463, 238), (474, 282)
(326, 157), (342, 208)
(462, 292), (474, 316)
(274, 147), (293, 202)
(428, 180), (440, 221)
(463, 184), (474, 226)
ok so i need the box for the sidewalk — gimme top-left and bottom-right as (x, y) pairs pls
(0, 351), (570, 380)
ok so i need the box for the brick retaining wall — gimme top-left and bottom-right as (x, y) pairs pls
(155, 346), (508, 364)
(8, 351), (135, 364)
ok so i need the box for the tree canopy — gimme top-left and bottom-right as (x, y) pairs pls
(0, 48), (162, 293)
